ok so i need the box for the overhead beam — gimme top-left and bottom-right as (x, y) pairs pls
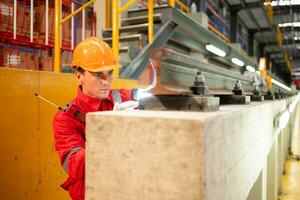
(272, 5), (300, 12)
(270, 52), (285, 59)
(277, 26), (300, 31)
(230, 10), (238, 43)
(264, 46), (283, 53)
(282, 39), (300, 44)
(229, 2), (261, 12)
(248, 30), (255, 56)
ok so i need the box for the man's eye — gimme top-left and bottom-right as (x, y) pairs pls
(92, 73), (100, 77)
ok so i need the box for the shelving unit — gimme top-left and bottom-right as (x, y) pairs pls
(0, 0), (95, 71)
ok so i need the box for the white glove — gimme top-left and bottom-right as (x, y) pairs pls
(113, 101), (139, 111)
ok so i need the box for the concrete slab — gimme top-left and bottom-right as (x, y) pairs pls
(86, 99), (290, 200)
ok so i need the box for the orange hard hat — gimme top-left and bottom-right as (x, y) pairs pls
(72, 37), (121, 72)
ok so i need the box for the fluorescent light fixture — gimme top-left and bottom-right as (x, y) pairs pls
(231, 58), (244, 67)
(278, 22), (300, 27)
(270, 0), (300, 6)
(205, 44), (226, 57)
(276, 111), (290, 129)
(246, 65), (256, 73)
(271, 79), (292, 92)
(294, 37), (300, 41)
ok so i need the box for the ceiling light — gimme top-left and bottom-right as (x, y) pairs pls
(271, 79), (291, 91)
(246, 65), (256, 73)
(205, 44), (226, 57)
(271, 0), (300, 6)
(279, 22), (300, 27)
(294, 37), (300, 41)
(231, 58), (244, 67)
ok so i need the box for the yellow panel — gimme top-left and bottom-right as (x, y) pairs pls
(112, 76), (138, 89)
(0, 68), (136, 200)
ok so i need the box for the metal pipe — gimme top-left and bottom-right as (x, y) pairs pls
(112, 0), (119, 76)
(175, 0), (190, 13)
(148, 0), (153, 43)
(71, 2), (74, 49)
(13, 0), (17, 39)
(60, 1), (62, 48)
(92, 12), (96, 36)
(169, 0), (175, 7)
(119, 0), (137, 13)
(82, 8), (85, 39)
(105, 0), (111, 28)
(54, 0), (61, 72)
(30, 0), (33, 42)
(61, 0), (96, 24)
(46, 0), (49, 45)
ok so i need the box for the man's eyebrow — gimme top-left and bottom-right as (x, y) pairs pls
(91, 70), (113, 76)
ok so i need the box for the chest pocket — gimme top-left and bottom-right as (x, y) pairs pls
(63, 90), (121, 123)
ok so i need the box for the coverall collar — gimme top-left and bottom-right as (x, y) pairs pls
(76, 85), (111, 112)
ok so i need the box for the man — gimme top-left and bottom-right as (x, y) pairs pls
(53, 37), (136, 200)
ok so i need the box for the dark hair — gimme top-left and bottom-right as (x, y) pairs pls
(75, 66), (85, 74)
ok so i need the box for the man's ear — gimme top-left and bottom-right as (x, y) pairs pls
(75, 71), (84, 85)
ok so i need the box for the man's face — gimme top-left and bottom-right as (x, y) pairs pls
(76, 69), (113, 99)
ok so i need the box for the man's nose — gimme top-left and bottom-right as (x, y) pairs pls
(101, 77), (109, 86)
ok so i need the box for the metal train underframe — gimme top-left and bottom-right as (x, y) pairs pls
(106, 6), (295, 112)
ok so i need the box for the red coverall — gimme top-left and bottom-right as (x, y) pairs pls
(53, 86), (132, 200)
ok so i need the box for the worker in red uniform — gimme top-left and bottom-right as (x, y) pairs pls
(53, 37), (137, 200)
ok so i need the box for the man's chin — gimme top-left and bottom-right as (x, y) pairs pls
(98, 92), (110, 99)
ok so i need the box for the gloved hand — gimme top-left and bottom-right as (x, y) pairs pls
(113, 101), (139, 111)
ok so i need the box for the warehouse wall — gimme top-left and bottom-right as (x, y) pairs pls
(0, 68), (136, 200)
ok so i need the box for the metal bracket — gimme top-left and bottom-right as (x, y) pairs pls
(264, 89), (275, 100)
(251, 86), (264, 101)
(275, 89), (282, 99)
(217, 80), (251, 105)
(218, 95), (251, 105)
(190, 71), (209, 96)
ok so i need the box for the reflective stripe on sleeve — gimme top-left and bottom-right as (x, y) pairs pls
(63, 146), (83, 173)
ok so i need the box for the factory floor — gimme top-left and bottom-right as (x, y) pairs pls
(279, 105), (300, 200)
(279, 159), (300, 200)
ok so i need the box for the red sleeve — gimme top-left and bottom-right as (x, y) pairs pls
(68, 149), (85, 180)
(53, 112), (85, 189)
(119, 89), (133, 102)
(53, 112), (85, 165)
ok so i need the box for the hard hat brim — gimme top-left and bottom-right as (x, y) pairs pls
(74, 64), (122, 72)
